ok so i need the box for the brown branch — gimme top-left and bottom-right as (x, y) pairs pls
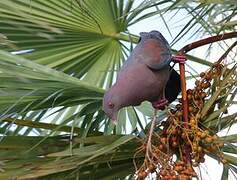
(179, 32), (237, 54)
(179, 63), (189, 125)
(178, 62), (190, 163)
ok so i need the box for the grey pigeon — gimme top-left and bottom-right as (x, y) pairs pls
(103, 30), (180, 123)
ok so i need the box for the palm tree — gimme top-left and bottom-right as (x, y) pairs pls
(0, 0), (236, 179)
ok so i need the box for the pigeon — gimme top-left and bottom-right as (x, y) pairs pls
(103, 30), (181, 123)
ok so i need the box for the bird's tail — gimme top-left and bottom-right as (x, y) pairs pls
(165, 69), (181, 103)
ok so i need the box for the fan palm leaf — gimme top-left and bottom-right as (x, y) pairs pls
(0, 0), (236, 179)
(0, 0), (158, 134)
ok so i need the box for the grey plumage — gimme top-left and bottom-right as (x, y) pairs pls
(103, 30), (175, 123)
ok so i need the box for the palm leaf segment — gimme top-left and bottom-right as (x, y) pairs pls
(0, 0), (155, 134)
(0, 1), (148, 178)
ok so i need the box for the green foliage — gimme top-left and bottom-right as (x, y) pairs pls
(0, 135), (140, 179)
(0, 0), (236, 179)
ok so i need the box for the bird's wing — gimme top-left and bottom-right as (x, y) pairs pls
(145, 51), (172, 71)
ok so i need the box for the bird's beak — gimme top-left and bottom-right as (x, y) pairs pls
(111, 112), (118, 125)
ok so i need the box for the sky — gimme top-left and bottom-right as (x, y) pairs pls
(127, 1), (237, 179)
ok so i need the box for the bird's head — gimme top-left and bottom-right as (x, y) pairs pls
(102, 87), (120, 124)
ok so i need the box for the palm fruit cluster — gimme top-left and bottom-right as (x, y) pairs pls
(135, 63), (226, 180)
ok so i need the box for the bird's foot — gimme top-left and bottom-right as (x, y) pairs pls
(171, 55), (187, 64)
(152, 98), (168, 110)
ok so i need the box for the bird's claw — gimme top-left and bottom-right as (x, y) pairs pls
(152, 98), (168, 110)
(172, 55), (187, 64)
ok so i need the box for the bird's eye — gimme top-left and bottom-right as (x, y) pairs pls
(108, 102), (114, 109)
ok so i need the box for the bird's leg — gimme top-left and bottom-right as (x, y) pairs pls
(152, 89), (168, 110)
(152, 88), (168, 110)
(171, 55), (186, 64)
(152, 98), (168, 110)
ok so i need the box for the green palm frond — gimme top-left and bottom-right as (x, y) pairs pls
(0, 0), (236, 179)
(0, 0), (156, 134)
(149, 0), (237, 45)
(0, 0), (125, 81)
(0, 50), (104, 115)
(0, 0), (152, 79)
(0, 50), (107, 137)
(0, 0), (215, 136)
(0, 134), (139, 179)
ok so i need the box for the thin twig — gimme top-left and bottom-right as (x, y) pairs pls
(217, 41), (237, 64)
(146, 109), (157, 162)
